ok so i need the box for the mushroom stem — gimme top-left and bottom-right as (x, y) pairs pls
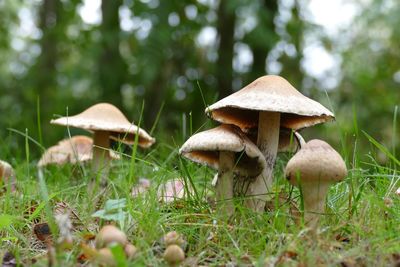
(216, 151), (235, 216)
(294, 132), (306, 148)
(300, 181), (330, 227)
(245, 111), (280, 212)
(92, 131), (111, 176)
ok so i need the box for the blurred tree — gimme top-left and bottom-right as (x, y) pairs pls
(244, 0), (279, 84)
(216, 0), (236, 98)
(336, 0), (400, 155)
(0, 0), (398, 160)
(98, 0), (127, 108)
(278, 1), (304, 87)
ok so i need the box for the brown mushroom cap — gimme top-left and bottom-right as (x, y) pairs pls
(285, 139), (347, 186)
(206, 75), (334, 131)
(124, 243), (138, 259)
(38, 135), (120, 167)
(51, 103), (155, 148)
(163, 244), (185, 265)
(179, 124), (266, 177)
(95, 225), (127, 249)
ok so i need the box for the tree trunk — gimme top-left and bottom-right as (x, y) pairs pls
(31, 0), (61, 145)
(216, 1), (236, 98)
(247, 0), (278, 83)
(98, 0), (126, 108)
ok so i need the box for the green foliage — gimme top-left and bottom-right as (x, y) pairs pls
(92, 198), (131, 229)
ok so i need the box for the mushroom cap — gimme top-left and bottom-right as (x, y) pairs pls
(38, 135), (120, 167)
(124, 243), (138, 259)
(97, 248), (116, 266)
(0, 160), (14, 181)
(50, 103), (155, 148)
(0, 160), (16, 190)
(284, 139), (347, 186)
(179, 124), (266, 177)
(206, 75), (334, 131)
(95, 225), (128, 249)
(163, 244), (185, 265)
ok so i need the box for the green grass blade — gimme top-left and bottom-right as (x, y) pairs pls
(363, 131), (400, 166)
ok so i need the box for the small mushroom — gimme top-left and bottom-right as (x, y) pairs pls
(210, 129), (305, 209)
(97, 248), (116, 266)
(157, 179), (191, 204)
(124, 243), (137, 259)
(206, 75), (334, 212)
(163, 244), (185, 266)
(38, 135), (120, 167)
(284, 139), (347, 227)
(163, 231), (185, 247)
(131, 178), (151, 198)
(0, 160), (16, 192)
(51, 103), (155, 175)
(95, 225), (127, 249)
(180, 124), (266, 215)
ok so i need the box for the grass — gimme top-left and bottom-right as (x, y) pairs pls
(0, 124), (399, 266)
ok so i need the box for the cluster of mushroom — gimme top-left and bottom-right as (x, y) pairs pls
(180, 75), (347, 223)
(94, 225), (137, 265)
(162, 231), (186, 266)
(38, 103), (155, 177)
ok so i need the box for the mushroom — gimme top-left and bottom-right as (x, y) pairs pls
(95, 225), (127, 249)
(163, 231), (185, 247)
(163, 244), (185, 266)
(97, 248), (116, 266)
(284, 139), (347, 227)
(0, 160), (16, 192)
(206, 75), (334, 212)
(157, 179), (192, 204)
(51, 103), (155, 174)
(124, 243), (138, 259)
(38, 135), (120, 167)
(211, 128), (306, 205)
(179, 124), (267, 215)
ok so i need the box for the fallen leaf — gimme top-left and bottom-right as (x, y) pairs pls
(33, 222), (52, 245)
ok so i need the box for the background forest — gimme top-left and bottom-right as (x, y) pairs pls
(0, 0), (399, 161)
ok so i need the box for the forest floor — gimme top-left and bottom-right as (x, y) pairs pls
(0, 132), (399, 266)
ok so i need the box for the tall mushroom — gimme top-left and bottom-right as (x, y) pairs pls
(284, 139), (347, 227)
(179, 124), (266, 215)
(51, 103), (155, 174)
(206, 75), (334, 211)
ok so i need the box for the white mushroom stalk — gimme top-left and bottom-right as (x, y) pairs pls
(206, 75), (334, 212)
(51, 103), (155, 177)
(234, 129), (304, 208)
(245, 111), (280, 211)
(179, 125), (266, 216)
(217, 151), (235, 214)
(284, 139), (347, 227)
